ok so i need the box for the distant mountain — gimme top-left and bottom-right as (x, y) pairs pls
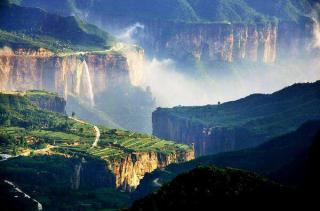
(130, 166), (291, 210)
(153, 81), (320, 155)
(12, 0), (317, 66)
(14, 0), (315, 23)
(135, 120), (320, 199)
(0, 2), (115, 52)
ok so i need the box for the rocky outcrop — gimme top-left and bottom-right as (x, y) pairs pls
(0, 46), (144, 103)
(70, 158), (116, 190)
(27, 93), (66, 114)
(152, 81), (320, 157)
(87, 17), (313, 64)
(107, 150), (194, 191)
(152, 112), (264, 157)
(67, 150), (194, 192)
(70, 163), (82, 190)
(135, 21), (313, 64)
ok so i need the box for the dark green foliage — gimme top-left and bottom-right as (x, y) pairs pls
(135, 120), (320, 198)
(0, 91), (191, 157)
(0, 180), (39, 211)
(155, 81), (320, 140)
(130, 166), (291, 210)
(0, 93), (75, 132)
(0, 3), (115, 52)
(0, 155), (131, 210)
(20, 0), (199, 22)
(17, 0), (314, 23)
(305, 131), (320, 190)
(244, 0), (312, 22)
(187, 0), (266, 23)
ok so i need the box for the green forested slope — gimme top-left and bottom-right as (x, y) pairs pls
(16, 0), (315, 23)
(0, 2), (115, 52)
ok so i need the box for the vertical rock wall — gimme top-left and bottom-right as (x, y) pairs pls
(0, 47), (143, 103)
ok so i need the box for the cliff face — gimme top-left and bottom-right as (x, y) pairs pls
(0, 47), (144, 103)
(68, 151), (194, 192)
(135, 21), (312, 64)
(27, 92), (66, 114)
(66, 13), (313, 64)
(70, 158), (116, 190)
(108, 150), (194, 191)
(152, 81), (320, 157)
(152, 112), (264, 157)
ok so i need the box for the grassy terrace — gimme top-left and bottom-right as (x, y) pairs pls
(0, 92), (192, 160)
(87, 128), (192, 160)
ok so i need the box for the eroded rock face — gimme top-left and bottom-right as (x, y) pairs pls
(0, 47), (144, 102)
(107, 150), (194, 191)
(135, 21), (312, 64)
(152, 113), (264, 157)
(88, 17), (312, 64)
(28, 94), (66, 114)
(67, 151), (194, 192)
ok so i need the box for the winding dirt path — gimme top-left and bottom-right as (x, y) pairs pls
(0, 154), (17, 162)
(153, 178), (162, 187)
(69, 117), (100, 148)
(4, 180), (43, 210)
(91, 125), (101, 148)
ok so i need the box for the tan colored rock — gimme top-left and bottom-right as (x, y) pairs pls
(107, 150), (194, 191)
(0, 47), (143, 101)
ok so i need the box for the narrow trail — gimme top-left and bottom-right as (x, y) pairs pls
(153, 178), (162, 187)
(4, 180), (43, 211)
(69, 117), (100, 148)
(91, 125), (101, 148)
(0, 154), (17, 162)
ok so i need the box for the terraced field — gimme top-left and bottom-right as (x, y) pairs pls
(0, 91), (193, 160)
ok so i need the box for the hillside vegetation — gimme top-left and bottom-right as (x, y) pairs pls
(0, 91), (192, 209)
(0, 91), (191, 159)
(135, 120), (320, 198)
(0, 2), (115, 52)
(130, 166), (291, 210)
(16, 0), (316, 23)
(156, 81), (320, 140)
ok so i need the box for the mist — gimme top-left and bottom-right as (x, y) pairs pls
(139, 57), (320, 107)
(119, 23), (320, 108)
(117, 23), (144, 44)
